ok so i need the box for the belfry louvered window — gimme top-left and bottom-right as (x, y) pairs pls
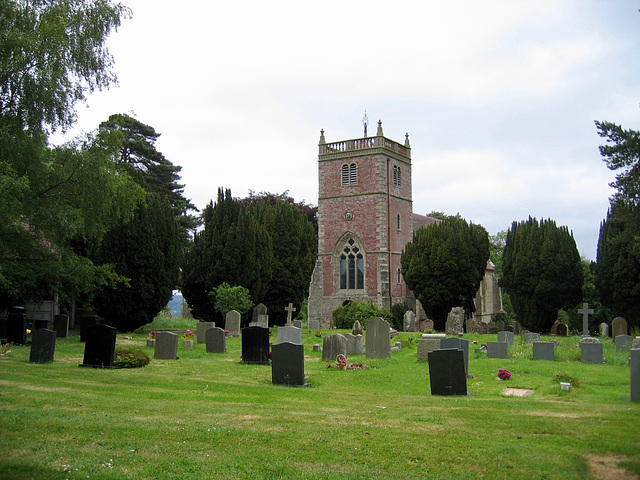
(340, 238), (364, 289)
(393, 165), (401, 187)
(341, 163), (357, 186)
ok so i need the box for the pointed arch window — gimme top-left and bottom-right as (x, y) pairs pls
(342, 163), (358, 186)
(340, 238), (364, 289)
(396, 213), (401, 231)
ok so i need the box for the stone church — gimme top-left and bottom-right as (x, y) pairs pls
(307, 120), (501, 329)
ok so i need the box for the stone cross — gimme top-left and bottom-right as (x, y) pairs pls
(285, 303), (296, 325)
(578, 302), (594, 336)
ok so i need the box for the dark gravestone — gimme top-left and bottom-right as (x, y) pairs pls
(322, 333), (347, 361)
(205, 327), (226, 353)
(7, 306), (28, 344)
(428, 349), (467, 396)
(616, 335), (631, 352)
(441, 337), (470, 378)
(29, 328), (56, 363)
(53, 314), (69, 338)
(79, 315), (98, 342)
(524, 332), (541, 344)
(580, 342), (604, 364)
(612, 317), (628, 341)
(154, 331), (179, 360)
(631, 349), (640, 402)
(241, 326), (270, 364)
(81, 324), (117, 368)
(533, 342), (555, 361)
(497, 331), (514, 345)
(486, 342), (508, 359)
(556, 323), (568, 336)
(272, 342), (306, 386)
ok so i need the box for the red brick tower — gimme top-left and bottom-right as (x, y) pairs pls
(307, 120), (414, 328)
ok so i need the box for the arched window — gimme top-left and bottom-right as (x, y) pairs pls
(396, 213), (401, 231)
(342, 163), (357, 186)
(340, 238), (364, 289)
(397, 267), (402, 284)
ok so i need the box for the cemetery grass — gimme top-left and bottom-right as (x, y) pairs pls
(1, 331), (639, 480)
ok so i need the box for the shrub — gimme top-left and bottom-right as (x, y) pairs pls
(331, 300), (392, 330)
(114, 348), (151, 369)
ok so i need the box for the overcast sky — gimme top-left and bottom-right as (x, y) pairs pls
(52, 1), (640, 260)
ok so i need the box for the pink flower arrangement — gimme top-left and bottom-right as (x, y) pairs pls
(148, 330), (157, 340)
(184, 330), (195, 340)
(498, 369), (511, 380)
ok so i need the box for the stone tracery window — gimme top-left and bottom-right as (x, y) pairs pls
(340, 238), (364, 289)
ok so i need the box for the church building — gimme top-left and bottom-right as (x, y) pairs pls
(307, 120), (501, 329)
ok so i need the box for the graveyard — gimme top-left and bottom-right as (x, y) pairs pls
(1, 324), (640, 480)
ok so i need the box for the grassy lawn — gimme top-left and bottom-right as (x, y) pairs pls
(1, 325), (639, 480)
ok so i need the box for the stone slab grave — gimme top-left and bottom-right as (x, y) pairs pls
(616, 334), (631, 352)
(599, 322), (609, 338)
(445, 307), (464, 335)
(634, 337), (640, 349)
(417, 334), (446, 363)
(322, 333), (347, 361)
(550, 321), (568, 336)
(154, 331), (179, 360)
(524, 332), (541, 344)
(427, 349), (467, 396)
(502, 388), (535, 397)
(580, 340), (604, 364)
(612, 317), (628, 341)
(276, 325), (302, 345)
(272, 342), (307, 386)
(252, 303), (267, 323)
(293, 320), (303, 329)
(79, 314), (98, 342)
(486, 341), (508, 359)
(29, 328), (56, 363)
(7, 306), (28, 345)
(241, 326), (270, 364)
(498, 331), (514, 345)
(533, 341), (555, 361)
(403, 310), (416, 332)
(366, 317), (391, 359)
(205, 327), (226, 353)
(196, 321), (214, 344)
(344, 333), (364, 355)
(308, 319), (320, 331)
(53, 314), (69, 338)
(441, 337), (471, 378)
(81, 324), (117, 368)
(631, 349), (640, 402)
(225, 310), (241, 337)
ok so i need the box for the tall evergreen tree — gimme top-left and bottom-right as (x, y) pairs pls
(501, 217), (583, 332)
(401, 216), (489, 330)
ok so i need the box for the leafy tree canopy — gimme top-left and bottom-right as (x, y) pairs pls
(210, 282), (253, 317)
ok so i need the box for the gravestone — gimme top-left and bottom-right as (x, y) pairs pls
(612, 317), (628, 341)
(556, 323), (568, 336)
(634, 337), (640, 349)
(445, 307), (464, 335)
(498, 331), (514, 345)
(417, 335), (444, 362)
(512, 321), (521, 335)
(524, 332), (541, 344)
(272, 342), (306, 386)
(631, 349), (640, 401)
(205, 327), (226, 353)
(466, 318), (482, 334)
(29, 328), (56, 363)
(196, 321), (214, 344)
(428, 349), (467, 396)
(7, 306), (28, 344)
(53, 314), (69, 338)
(486, 342), (508, 359)
(81, 324), (117, 368)
(342, 333), (363, 355)
(322, 333), (347, 361)
(252, 303), (268, 323)
(616, 334), (631, 352)
(276, 325), (302, 345)
(403, 310), (416, 332)
(599, 322), (609, 338)
(293, 320), (303, 329)
(154, 331), (179, 360)
(225, 310), (241, 337)
(533, 342), (555, 361)
(366, 317), (391, 359)
(241, 326), (270, 364)
(257, 314), (269, 328)
(423, 319), (435, 331)
(441, 337), (470, 378)
(352, 320), (363, 336)
(495, 320), (506, 332)
(308, 319), (320, 331)
(580, 342), (604, 364)
(284, 303), (297, 325)
(487, 321), (499, 334)
(578, 302), (594, 336)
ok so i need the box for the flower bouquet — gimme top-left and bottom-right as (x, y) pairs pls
(498, 368), (511, 380)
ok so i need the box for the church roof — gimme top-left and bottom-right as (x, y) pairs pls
(412, 214), (442, 231)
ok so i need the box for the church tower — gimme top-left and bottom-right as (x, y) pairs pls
(307, 120), (415, 328)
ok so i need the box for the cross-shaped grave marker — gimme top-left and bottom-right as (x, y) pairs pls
(285, 303), (296, 325)
(578, 302), (594, 337)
